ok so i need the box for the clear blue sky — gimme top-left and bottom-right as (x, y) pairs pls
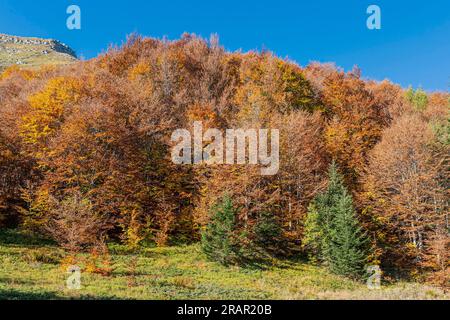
(1, 0), (449, 91)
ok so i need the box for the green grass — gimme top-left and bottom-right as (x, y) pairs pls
(0, 229), (448, 300)
(0, 41), (76, 70)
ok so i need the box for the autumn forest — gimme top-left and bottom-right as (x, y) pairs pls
(0, 34), (448, 292)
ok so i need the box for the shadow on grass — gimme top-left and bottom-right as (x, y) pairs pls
(0, 288), (126, 300)
(0, 288), (62, 300)
(228, 250), (310, 271)
(0, 229), (55, 247)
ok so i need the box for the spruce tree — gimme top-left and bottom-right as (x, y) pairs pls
(304, 162), (368, 279)
(303, 202), (323, 262)
(327, 187), (368, 278)
(201, 195), (239, 266)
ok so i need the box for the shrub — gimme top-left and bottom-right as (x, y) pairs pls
(23, 248), (63, 265)
(253, 211), (285, 257)
(406, 87), (428, 111)
(202, 195), (287, 266)
(46, 192), (108, 253)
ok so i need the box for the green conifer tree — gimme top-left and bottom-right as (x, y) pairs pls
(327, 188), (368, 278)
(304, 162), (368, 279)
(201, 195), (239, 266)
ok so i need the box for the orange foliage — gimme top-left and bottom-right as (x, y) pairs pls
(0, 34), (447, 285)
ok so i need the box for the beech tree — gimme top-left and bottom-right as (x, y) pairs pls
(0, 34), (447, 285)
(320, 68), (391, 188)
(363, 113), (448, 279)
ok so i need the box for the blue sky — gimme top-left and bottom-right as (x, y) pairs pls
(0, 0), (449, 91)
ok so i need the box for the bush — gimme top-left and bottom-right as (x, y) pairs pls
(406, 87), (428, 111)
(201, 195), (288, 267)
(253, 211), (286, 257)
(23, 248), (63, 265)
(46, 192), (109, 253)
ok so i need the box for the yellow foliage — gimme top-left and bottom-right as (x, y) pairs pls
(122, 206), (145, 249)
(85, 249), (113, 276)
(59, 255), (79, 271)
(20, 77), (83, 151)
(128, 61), (151, 80)
(0, 65), (35, 81)
(20, 188), (52, 231)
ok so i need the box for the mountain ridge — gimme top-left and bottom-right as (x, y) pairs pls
(0, 34), (77, 70)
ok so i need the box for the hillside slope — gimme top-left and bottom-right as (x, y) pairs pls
(0, 230), (448, 300)
(0, 34), (77, 70)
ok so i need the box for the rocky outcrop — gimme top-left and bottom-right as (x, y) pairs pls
(0, 34), (77, 58)
(0, 34), (77, 69)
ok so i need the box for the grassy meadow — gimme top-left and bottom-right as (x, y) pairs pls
(0, 37), (76, 70)
(0, 229), (448, 300)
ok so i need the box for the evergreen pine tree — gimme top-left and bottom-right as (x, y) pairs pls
(327, 188), (368, 278)
(201, 195), (239, 266)
(304, 162), (368, 279)
(303, 202), (323, 262)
